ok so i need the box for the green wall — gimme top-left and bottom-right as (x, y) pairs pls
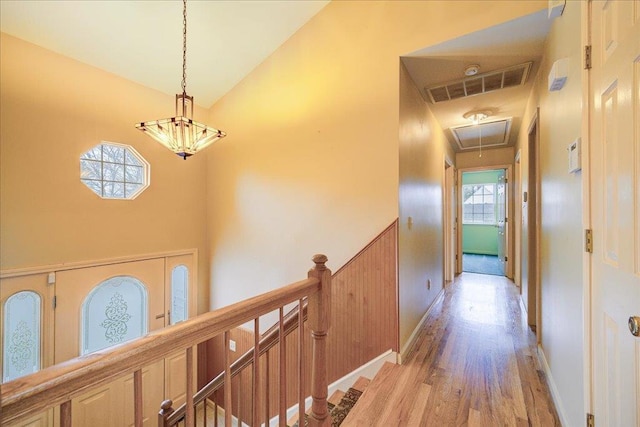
(462, 170), (503, 255)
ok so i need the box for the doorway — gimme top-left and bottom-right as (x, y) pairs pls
(460, 169), (507, 276)
(521, 111), (540, 333)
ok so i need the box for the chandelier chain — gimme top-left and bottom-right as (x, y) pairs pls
(182, 0), (187, 94)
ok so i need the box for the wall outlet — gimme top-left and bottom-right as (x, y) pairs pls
(229, 339), (236, 352)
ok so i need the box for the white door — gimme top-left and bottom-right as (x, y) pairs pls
(496, 170), (507, 275)
(590, 1), (640, 425)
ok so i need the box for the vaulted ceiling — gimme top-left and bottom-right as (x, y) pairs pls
(0, 0), (329, 107)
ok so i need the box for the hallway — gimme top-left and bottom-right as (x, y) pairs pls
(343, 273), (560, 426)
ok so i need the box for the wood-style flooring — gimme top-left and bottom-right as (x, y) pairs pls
(342, 273), (561, 426)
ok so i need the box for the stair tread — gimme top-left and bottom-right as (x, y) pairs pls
(352, 376), (371, 392)
(339, 362), (401, 425)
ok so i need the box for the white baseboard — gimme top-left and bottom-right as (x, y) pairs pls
(399, 288), (445, 363)
(537, 345), (569, 427)
(276, 349), (398, 426)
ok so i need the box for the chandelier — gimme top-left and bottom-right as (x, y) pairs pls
(136, 0), (226, 159)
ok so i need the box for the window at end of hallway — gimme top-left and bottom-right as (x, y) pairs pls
(462, 184), (496, 225)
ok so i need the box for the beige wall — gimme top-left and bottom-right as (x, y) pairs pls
(516, 1), (586, 425)
(0, 34), (210, 313)
(398, 62), (455, 352)
(203, 0), (546, 345)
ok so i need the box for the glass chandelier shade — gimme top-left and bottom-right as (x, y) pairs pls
(136, 93), (225, 159)
(136, 0), (225, 160)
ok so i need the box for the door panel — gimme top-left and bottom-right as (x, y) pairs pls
(497, 169), (507, 274)
(591, 1), (640, 425)
(1, 274), (54, 427)
(54, 259), (165, 426)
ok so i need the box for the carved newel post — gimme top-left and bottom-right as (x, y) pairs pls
(307, 254), (331, 427)
(158, 399), (174, 427)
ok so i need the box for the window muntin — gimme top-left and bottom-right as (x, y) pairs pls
(80, 142), (149, 199)
(462, 184), (496, 225)
(81, 276), (148, 355)
(3, 291), (41, 382)
(170, 265), (189, 325)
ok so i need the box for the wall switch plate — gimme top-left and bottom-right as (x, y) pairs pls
(230, 339), (236, 352)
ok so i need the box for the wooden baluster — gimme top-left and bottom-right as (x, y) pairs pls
(213, 391), (218, 427)
(185, 347), (194, 426)
(298, 297), (305, 425)
(237, 371), (242, 427)
(253, 317), (260, 426)
(307, 254), (331, 427)
(158, 400), (174, 427)
(134, 369), (143, 427)
(60, 400), (71, 427)
(264, 351), (270, 425)
(202, 399), (207, 427)
(279, 307), (286, 426)
(224, 331), (232, 427)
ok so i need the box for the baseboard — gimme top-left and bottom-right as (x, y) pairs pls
(277, 349), (398, 426)
(399, 288), (445, 363)
(537, 345), (570, 427)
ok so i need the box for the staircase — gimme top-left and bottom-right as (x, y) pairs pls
(289, 377), (371, 427)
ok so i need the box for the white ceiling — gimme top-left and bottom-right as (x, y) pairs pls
(402, 9), (552, 152)
(0, 0), (329, 107)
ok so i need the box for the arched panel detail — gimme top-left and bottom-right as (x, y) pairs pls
(170, 265), (189, 324)
(81, 276), (148, 355)
(3, 291), (41, 382)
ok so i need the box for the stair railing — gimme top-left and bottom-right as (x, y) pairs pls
(1, 254), (332, 427)
(161, 301), (308, 426)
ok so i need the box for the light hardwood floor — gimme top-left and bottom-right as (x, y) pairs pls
(342, 273), (561, 426)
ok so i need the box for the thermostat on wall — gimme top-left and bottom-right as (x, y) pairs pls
(568, 137), (581, 173)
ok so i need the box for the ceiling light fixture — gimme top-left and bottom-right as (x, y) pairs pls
(463, 109), (492, 158)
(463, 109), (492, 125)
(136, 0), (226, 160)
(464, 64), (480, 76)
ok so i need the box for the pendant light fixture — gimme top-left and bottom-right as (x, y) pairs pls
(136, 0), (226, 159)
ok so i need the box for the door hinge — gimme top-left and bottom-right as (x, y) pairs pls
(587, 413), (594, 427)
(585, 229), (593, 253)
(505, 217), (508, 223)
(584, 45), (592, 69)
(505, 256), (508, 262)
(52, 295), (57, 309)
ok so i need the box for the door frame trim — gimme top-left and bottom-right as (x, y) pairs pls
(456, 164), (513, 279)
(1, 249), (199, 279)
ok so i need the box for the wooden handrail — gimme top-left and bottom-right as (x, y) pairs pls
(165, 302), (308, 425)
(1, 276), (320, 425)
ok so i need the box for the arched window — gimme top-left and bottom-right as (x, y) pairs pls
(3, 291), (41, 382)
(81, 276), (148, 355)
(171, 265), (189, 325)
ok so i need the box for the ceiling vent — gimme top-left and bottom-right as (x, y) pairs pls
(450, 118), (512, 151)
(425, 62), (532, 103)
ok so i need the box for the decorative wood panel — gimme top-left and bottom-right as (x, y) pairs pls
(635, 59), (640, 275)
(206, 220), (399, 421)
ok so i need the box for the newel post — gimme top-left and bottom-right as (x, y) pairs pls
(158, 399), (174, 427)
(307, 254), (331, 427)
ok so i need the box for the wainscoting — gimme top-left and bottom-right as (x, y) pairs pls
(206, 220), (399, 421)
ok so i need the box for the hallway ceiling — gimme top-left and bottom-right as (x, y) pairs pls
(402, 9), (552, 153)
(0, 0), (329, 108)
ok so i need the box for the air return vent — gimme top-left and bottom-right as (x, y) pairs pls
(425, 62), (532, 103)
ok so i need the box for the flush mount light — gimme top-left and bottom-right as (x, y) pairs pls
(136, 0), (226, 159)
(463, 109), (492, 125)
(464, 64), (480, 76)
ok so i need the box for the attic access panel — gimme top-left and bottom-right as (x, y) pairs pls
(425, 62), (532, 103)
(451, 119), (512, 151)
